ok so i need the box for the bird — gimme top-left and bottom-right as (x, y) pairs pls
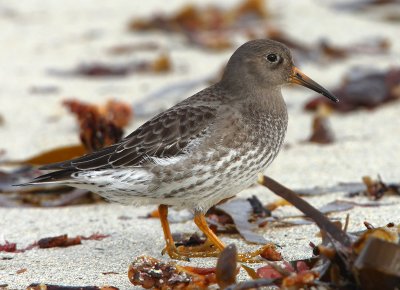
(23, 39), (338, 261)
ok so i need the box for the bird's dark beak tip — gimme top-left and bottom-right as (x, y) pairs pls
(291, 67), (339, 103)
(325, 93), (339, 103)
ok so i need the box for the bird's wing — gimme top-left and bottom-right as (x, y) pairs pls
(41, 104), (217, 171)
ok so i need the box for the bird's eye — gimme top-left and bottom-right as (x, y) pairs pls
(266, 53), (279, 63)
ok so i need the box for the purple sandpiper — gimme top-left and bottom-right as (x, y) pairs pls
(24, 39), (338, 261)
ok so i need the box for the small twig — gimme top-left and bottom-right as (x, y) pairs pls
(343, 214), (350, 232)
(257, 175), (351, 247)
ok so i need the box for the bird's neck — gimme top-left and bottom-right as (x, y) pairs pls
(217, 79), (287, 117)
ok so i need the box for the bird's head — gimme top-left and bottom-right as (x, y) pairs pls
(221, 39), (338, 103)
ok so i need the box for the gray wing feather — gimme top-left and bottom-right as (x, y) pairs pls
(41, 105), (217, 171)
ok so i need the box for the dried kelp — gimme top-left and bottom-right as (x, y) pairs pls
(129, 0), (390, 62)
(126, 175), (399, 289)
(354, 238), (400, 290)
(0, 99), (132, 207)
(307, 104), (335, 144)
(216, 244), (238, 289)
(1, 99), (131, 171)
(128, 256), (217, 289)
(348, 175), (400, 200)
(262, 198), (386, 228)
(63, 99), (132, 152)
(107, 42), (160, 56)
(0, 233), (109, 253)
(4, 173), (374, 289)
(294, 182), (367, 197)
(217, 198), (269, 244)
(29, 85), (59, 95)
(267, 28), (389, 63)
(50, 54), (171, 78)
(129, 0), (268, 51)
(257, 175), (400, 289)
(220, 244), (318, 289)
(332, 0), (400, 12)
(37, 234), (82, 248)
(0, 241), (17, 252)
(27, 285), (118, 290)
(2, 145), (86, 167)
(173, 233), (207, 248)
(317, 37), (389, 60)
(247, 195), (271, 217)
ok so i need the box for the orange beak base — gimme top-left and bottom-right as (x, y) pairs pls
(290, 67), (339, 103)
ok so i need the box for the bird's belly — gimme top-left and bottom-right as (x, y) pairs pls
(147, 145), (280, 212)
(83, 140), (283, 211)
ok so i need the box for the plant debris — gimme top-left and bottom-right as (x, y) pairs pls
(0, 100), (131, 208)
(129, 0), (268, 51)
(317, 37), (390, 59)
(307, 104), (335, 144)
(267, 28), (389, 62)
(107, 42), (160, 56)
(172, 233), (207, 248)
(354, 237), (400, 289)
(27, 284), (118, 290)
(305, 67), (400, 112)
(2, 145), (86, 167)
(247, 195), (271, 217)
(63, 99), (132, 152)
(0, 233), (109, 253)
(129, 0), (390, 59)
(265, 198), (291, 211)
(348, 175), (400, 200)
(294, 182), (370, 196)
(259, 244), (282, 261)
(216, 244), (238, 289)
(318, 200), (363, 214)
(128, 255), (217, 289)
(29, 85), (60, 95)
(37, 234), (82, 248)
(128, 245), (240, 289)
(126, 176), (399, 289)
(332, 0), (400, 12)
(0, 241), (17, 252)
(16, 268), (27, 274)
(353, 222), (399, 254)
(50, 53), (171, 78)
(257, 175), (400, 289)
(101, 271), (119, 275)
(133, 0), (388, 57)
(216, 198), (269, 244)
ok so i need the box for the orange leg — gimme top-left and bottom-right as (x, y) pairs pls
(159, 205), (268, 262)
(158, 205), (177, 256)
(158, 205), (219, 260)
(193, 212), (225, 250)
(194, 212), (268, 262)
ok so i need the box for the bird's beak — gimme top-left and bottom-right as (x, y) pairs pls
(290, 67), (339, 103)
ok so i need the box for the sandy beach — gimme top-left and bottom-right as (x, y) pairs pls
(0, 0), (399, 289)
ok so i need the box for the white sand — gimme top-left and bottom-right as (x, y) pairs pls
(0, 0), (399, 289)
